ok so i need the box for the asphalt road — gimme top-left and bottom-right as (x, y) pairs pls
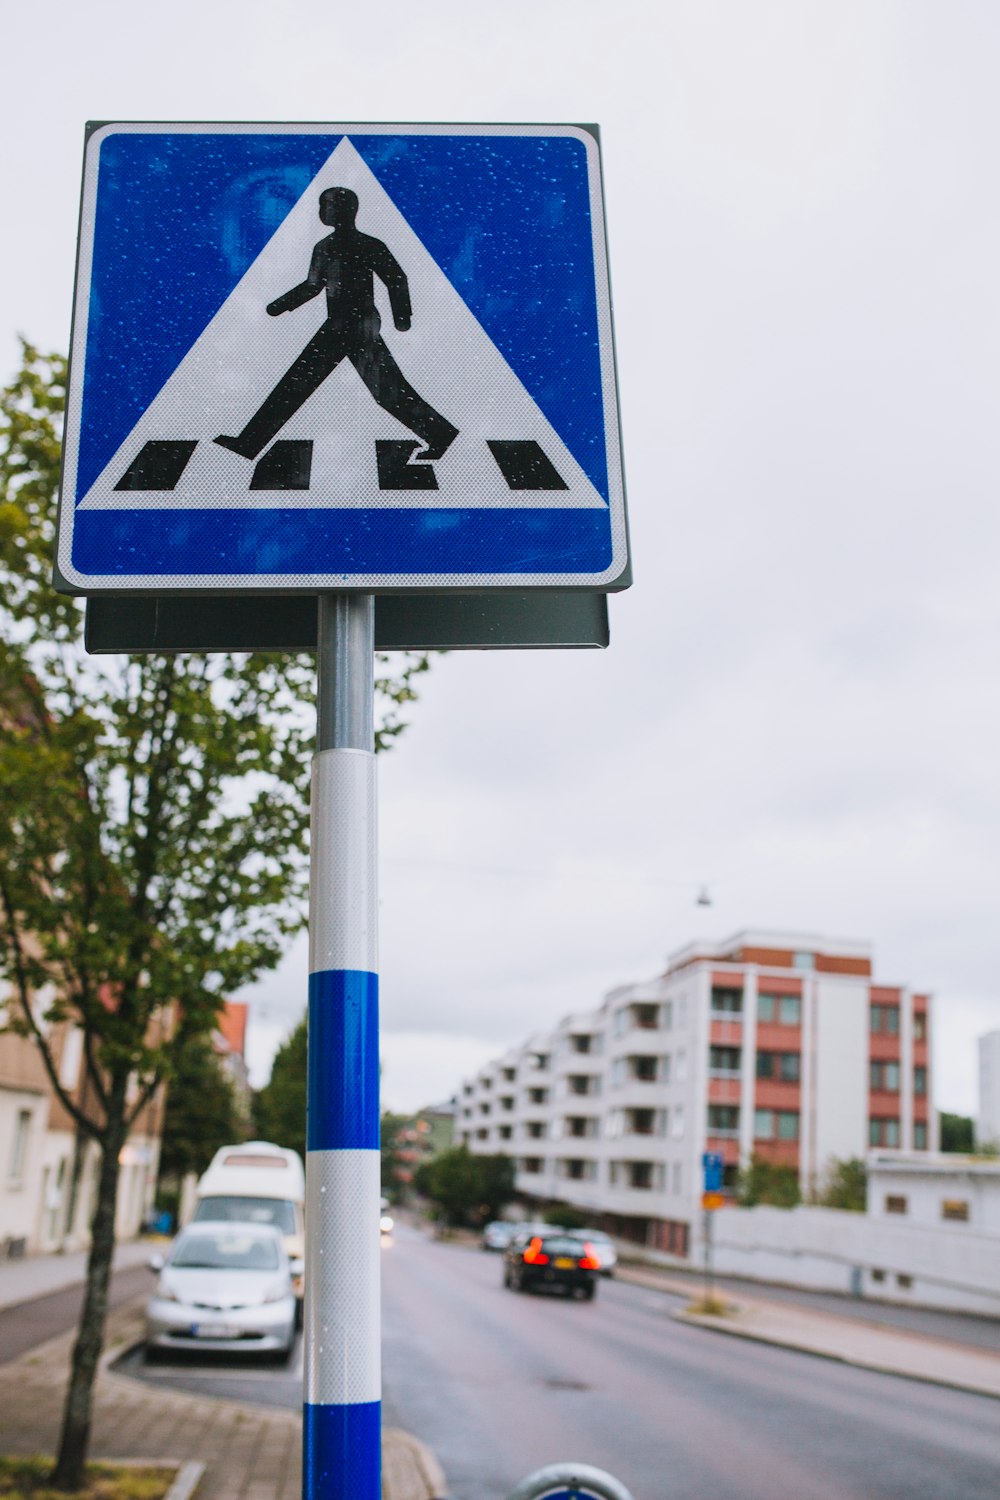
(380, 1224), (999, 1500)
(84, 1226), (1000, 1499)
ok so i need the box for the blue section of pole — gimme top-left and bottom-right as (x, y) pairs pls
(307, 970), (380, 1151)
(304, 1402), (382, 1500)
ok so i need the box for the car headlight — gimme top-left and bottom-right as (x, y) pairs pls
(262, 1281), (291, 1304)
(380, 1215), (394, 1233)
(157, 1279), (179, 1303)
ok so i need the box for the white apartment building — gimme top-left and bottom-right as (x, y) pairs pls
(458, 931), (934, 1259)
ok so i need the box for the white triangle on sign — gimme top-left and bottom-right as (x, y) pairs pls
(79, 138), (606, 512)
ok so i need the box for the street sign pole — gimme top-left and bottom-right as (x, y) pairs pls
(306, 593), (381, 1499)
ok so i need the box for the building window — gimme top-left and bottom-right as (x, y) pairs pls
(941, 1199), (969, 1222)
(913, 1013), (926, 1041)
(499, 1126), (512, 1141)
(711, 987), (743, 1015)
(758, 994), (801, 1025)
(528, 1087), (548, 1105)
(914, 1066), (927, 1096)
(914, 1122), (928, 1149)
(631, 1055), (658, 1082)
(526, 1121), (546, 1139)
(628, 1108), (656, 1135)
(633, 1004), (659, 1029)
(571, 1033), (593, 1053)
(707, 1105), (739, 1135)
(628, 1162), (653, 1190)
(870, 1005), (900, 1035)
(870, 1061), (900, 1092)
(756, 1051), (800, 1082)
(754, 1109), (774, 1140)
(776, 1111), (799, 1141)
(896, 1274), (913, 1290)
(477, 1129), (489, 1141)
(885, 1195), (908, 1215)
(710, 1045), (741, 1074)
(522, 1157), (544, 1175)
(869, 1118), (901, 1147)
(8, 1109), (31, 1181)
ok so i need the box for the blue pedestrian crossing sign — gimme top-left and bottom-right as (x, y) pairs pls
(55, 122), (629, 595)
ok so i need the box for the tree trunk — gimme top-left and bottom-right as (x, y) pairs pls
(51, 1095), (127, 1490)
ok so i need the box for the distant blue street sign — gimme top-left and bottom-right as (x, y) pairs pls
(702, 1151), (724, 1193)
(56, 122), (628, 595)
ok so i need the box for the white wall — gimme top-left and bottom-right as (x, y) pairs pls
(0, 1089), (47, 1251)
(707, 1203), (1000, 1316)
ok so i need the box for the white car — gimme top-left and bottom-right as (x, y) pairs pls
(146, 1221), (297, 1360)
(566, 1228), (618, 1276)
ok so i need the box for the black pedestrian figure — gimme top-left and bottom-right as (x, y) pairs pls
(215, 187), (458, 462)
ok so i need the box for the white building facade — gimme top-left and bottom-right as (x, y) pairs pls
(458, 931), (934, 1259)
(977, 1029), (1000, 1148)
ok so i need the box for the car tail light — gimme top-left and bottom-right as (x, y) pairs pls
(578, 1242), (600, 1270)
(522, 1237), (550, 1266)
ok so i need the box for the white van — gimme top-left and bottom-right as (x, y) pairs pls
(191, 1141), (305, 1314)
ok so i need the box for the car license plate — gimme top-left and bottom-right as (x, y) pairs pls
(554, 1257), (576, 1269)
(191, 1322), (235, 1338)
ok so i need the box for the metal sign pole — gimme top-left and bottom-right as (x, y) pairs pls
(305, 593), (380, 1500)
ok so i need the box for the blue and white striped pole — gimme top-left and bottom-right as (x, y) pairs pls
(305, 594), (380, 1500)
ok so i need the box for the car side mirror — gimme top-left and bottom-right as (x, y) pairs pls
(147, 1253), (165, 1273)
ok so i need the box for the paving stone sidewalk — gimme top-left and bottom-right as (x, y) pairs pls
(0, 1296), (447, 1500)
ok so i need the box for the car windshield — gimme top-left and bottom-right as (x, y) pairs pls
(192, 1196), (296, 1233)
(171, 1232), (280, 1271)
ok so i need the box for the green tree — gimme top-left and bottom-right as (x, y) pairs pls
(0, 343), (430, 1488)
(157, 1035), (245, 1212)
(254, 1017), (308, 1160)
(736, 1153), (801, 1208)
(380, 1111), (411, 1201)
(415, 1145), (516, 1227)
(940, 1112), (974, 1153)
(818, 1156), (867, 1212)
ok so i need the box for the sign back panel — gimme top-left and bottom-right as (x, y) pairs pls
(56, 123), (628, 595)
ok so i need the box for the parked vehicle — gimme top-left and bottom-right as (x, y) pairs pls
(191, 1141), (305, 1315)
(565, 1228), (618, 1276)
(502, 1229), (600, 1299)
(145, 1222), (296, 1360)
(481, 1220), (517, 1252)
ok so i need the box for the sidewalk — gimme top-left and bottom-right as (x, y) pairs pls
(0, 1238), (156, 1312)
(0, 1250), (446, 1500)
(616, 1263), (1000, 1400)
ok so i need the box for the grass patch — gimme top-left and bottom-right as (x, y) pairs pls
(686, 1294), (734, 1317)
(0, 1457), (177, 1500)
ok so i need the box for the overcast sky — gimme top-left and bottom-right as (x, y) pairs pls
(5, 2), (998, 1117)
